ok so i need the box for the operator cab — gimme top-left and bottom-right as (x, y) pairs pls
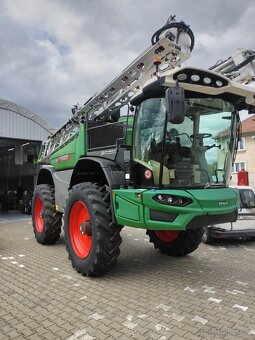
(132, 94), (239, 189)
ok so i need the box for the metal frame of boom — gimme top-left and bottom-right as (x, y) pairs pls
(210, 48), (255, 85)
(39, 16), (194, 163)
(39, 20), (255, 164)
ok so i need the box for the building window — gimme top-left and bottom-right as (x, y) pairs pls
(237, 137), (245, 151)
(232, 162), (245, 173)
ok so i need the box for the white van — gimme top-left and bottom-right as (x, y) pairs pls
(202, 186), (255, 243)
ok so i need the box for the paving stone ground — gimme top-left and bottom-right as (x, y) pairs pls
(0, 217), (255, 339)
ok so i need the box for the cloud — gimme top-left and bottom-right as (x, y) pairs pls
(192, 5), (255, 67)
(1, 0), (255, 127)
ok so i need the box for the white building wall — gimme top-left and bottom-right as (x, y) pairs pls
(0, 99), (52, 193)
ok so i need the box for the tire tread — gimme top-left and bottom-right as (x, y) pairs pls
(146, 228), (203, 256)
(64, 182), (122, 276)
(32, 184), (62, 245)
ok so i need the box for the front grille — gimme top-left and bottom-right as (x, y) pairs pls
(150, 209), (177, 222)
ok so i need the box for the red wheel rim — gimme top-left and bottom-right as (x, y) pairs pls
(69, 201), (92, 259)
(155, 230), (180, 243)
(34, 196), (44, 233)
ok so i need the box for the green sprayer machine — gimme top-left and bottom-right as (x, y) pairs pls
(32, 15), (255, 276)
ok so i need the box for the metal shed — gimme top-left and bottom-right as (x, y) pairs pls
(0, 99), (52, 211)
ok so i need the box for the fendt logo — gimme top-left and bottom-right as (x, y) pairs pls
(218, 201), (229, 206)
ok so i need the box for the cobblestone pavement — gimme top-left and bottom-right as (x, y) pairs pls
(1, 218), (255, 340)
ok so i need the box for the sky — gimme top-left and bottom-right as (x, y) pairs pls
(1, 0), (255, 128)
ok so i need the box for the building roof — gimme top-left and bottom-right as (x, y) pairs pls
(0, 98), (52, 142)
(241, 114), (255, 134)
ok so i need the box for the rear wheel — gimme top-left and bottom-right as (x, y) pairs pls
(32, 184), (62, 244)
(64, 182), (122, 276)
(146, 228), (203, 256)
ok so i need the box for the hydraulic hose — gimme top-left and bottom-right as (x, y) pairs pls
(151, 21), (195, 52)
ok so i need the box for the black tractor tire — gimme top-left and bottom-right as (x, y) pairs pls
(146, 228), (203, 256)
(201, 226), (214, 244)
(64, 182), (122, 276)
(32, 184), (62, 245)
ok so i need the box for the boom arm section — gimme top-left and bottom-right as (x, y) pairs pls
(210, 49), (255, 85)
(39, 15), (194, 163)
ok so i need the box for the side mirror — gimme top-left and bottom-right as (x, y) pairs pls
(165, 86), (185, 124)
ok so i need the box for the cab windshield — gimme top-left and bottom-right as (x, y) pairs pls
(133, 97), (237, 188)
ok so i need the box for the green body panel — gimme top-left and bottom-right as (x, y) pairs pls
(112, 188), (238, 230)
(124, 126), (132, 145)
(118, 116), (134, 145)
(48, 116), (132, 170)
(50, 139), (77, 170)
(185, 189), (238, 214)
(75, 125), (87, 162)
(113, 189), (146, 227)
(49, 125), (86, 170)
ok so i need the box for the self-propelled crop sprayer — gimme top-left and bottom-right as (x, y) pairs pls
(32, 15), (255, 276)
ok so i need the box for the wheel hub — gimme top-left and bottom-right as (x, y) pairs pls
(155, 230), (180, 243)
(80, 221), (92, 236)
(34, 196), (44, 234)
(69, 200), (92, 259)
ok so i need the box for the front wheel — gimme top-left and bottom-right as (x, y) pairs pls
(64, 182), (122, 276)
(146, 228), (203, 256)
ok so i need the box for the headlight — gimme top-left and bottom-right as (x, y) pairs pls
(153, 194), (192, 207)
